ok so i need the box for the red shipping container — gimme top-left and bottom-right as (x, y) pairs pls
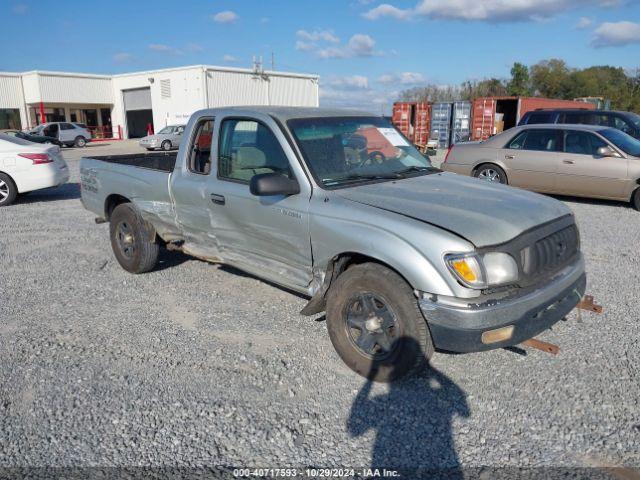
(412, 103), (432, 147)
(471, 96), (595, 141)
(392, 102), (414, 142)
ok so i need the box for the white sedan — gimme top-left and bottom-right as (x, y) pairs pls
(0, 134), (70, 207)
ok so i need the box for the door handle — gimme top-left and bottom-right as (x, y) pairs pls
(563, 160), (575, 165)
(210, 193), (226, 205)
(505, 155), (515, 160)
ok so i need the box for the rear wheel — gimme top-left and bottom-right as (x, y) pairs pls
(161, 140), (172, 151)
(474, 163), (507, 184)
(632, 188), (640, 211)
(0, 173), (18, 207)
(74, 136), (87, 148)
(326, 262), (434, 382)
(109, 203), (159, 273)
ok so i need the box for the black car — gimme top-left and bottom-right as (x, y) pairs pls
(0, 129), (63, 146)
(518, 109), (640, 140)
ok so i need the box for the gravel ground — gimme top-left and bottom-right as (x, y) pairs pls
(0, 141), (638, 477)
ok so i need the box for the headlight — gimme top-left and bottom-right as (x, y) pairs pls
(445, 252), (518, 289)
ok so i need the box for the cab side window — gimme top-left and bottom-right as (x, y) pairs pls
(564, 131), (608, 156)
(613, 116), (633, 135)
(218, 119), (292, 183)
(188, 118), (214, 175)
(522, 129), (561, 152)
(507, 131), (527, 149)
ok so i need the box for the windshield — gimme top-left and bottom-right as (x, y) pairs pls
(600, 128), (640, 156)
(628, 113), (640, 129)
(287, 116), (436, 188)
(158, 126), (174, 134)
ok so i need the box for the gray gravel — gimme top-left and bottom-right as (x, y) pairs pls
(0, 141), (639, 475)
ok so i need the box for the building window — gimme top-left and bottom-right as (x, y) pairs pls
(0, 109), (21, 130)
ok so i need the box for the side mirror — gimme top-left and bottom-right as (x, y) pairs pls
(596, 146), (619, 158)
(250, 172), (300, 196)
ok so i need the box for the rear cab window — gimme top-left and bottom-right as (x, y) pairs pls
(524, 112), (554, 124)
(187, 118), (214, 175)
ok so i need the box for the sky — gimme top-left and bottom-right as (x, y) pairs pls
(1, 0), (639, 113)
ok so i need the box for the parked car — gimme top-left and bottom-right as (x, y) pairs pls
(1, 129), (63, 146)
(29, 122), (92, 148)
(138, 125), (185, 151)
(519, 109), (640, 140)
(441, 124), (640, 210)
(80, 107), (586, 382)
(0, 134), (69, 206)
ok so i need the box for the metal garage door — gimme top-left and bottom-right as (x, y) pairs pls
(123, 88), (152, 111)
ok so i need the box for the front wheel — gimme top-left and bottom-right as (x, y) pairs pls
(474, 163), (507, 184)
(109, 203), (159, 273)
(326, 262), (434, 382)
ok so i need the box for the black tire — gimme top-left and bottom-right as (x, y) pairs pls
(632, 188), (640, 211)
(0, 173), (18, 207)
(74, 136), (87, 148)
(161, 140), (172, 151)
(326, 262), (434, 382)
(109, 203), (159, 274)
(474, 163), (508, 184)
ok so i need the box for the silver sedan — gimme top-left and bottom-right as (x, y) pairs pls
(138, 125), (185, 151)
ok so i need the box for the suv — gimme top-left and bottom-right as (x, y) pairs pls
(519, 109), (640, 140)
(29, 122), (92, 148)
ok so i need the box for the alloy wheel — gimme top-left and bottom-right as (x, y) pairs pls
(478, 168), (501, 182)
(345, 292), (400, 358)
(0, 180), (9, 202)
(116, 221), (135, 259)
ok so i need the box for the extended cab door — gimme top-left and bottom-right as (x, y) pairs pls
(498, 128), (562, 192)
(557, 129), (628, 199)
(207, 114), (313, 291)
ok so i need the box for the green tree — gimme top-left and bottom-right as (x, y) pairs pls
(529, 59), (572, 98)
(507, 62), (531, 96)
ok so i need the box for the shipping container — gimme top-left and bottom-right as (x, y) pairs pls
(430, 102), (453, 149)
(413, 103), (431, 147)
(471, 96), (595, 141)
(451, 101), (472, 144)
(392, 102), (414, 142)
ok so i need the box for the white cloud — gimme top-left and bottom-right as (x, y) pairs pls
(326, 75), (370, 89)
(212, 10), (239, 23)
(320, 85), (398, 113)
(113, 52), (134, 63)
(364, 0), (620, 22)
(223, 55), (239, 63)
(348, 34), (377, 56)
(363, 4), (411, 20)
(592, 21), (640, 47)
(378, 72), (426, 85)
(11, 3), (27, 14)
(296, 29), (340, 43)
(575, 17), (593, 29)
(185, 43), (204, 53)
(148, 44), (183, 55)
(295, 41), (316, 52)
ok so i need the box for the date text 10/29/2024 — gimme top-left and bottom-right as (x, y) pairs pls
(233, 468), (400, 478)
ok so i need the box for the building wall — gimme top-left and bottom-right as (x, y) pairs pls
(1, 65), (320, 136)
(0, 73), (28, 128)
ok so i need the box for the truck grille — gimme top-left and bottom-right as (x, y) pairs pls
(521, 225), (579, 279)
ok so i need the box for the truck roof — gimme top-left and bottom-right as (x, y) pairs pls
(207, 106), (375, 121)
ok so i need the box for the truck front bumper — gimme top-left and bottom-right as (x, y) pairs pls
(419, 257), (586, 353)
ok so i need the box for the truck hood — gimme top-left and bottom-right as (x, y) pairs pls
(335, 172), (572, 247)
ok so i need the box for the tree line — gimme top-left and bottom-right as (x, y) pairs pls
(400, 59), (640, 112)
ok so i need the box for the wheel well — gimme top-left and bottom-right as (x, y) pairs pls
(472, 162), (498, 175)
(105, 194), (130, 219)
(0, 171), (18, 191)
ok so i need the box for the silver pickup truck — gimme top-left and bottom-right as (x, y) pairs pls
(80, 107), (586, 382)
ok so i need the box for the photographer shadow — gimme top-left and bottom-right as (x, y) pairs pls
(347, 337), (470, 479)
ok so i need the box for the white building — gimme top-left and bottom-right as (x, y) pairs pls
(0, 65), (319, 139)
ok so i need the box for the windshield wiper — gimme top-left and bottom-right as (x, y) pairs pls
(395, 165), (441, 176)
(323, 172), (404, 186)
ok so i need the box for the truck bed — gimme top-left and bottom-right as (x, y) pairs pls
(88, 153), (177, 173)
